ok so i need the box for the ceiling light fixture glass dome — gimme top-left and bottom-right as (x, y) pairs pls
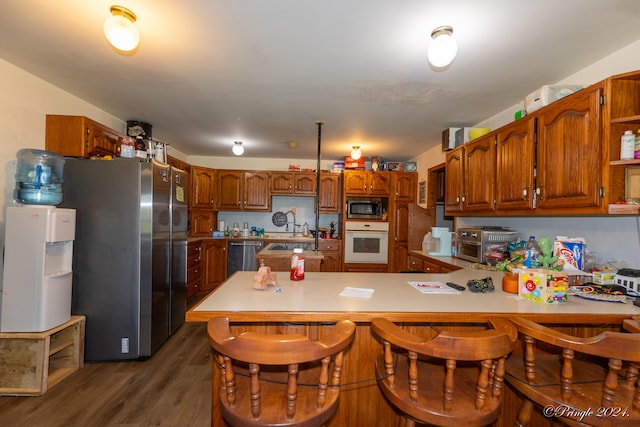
(232, 141), (244, 156)
(350, 146), (362, 160)
(104, 5), (140, 52)
(427, 26), (457, 68)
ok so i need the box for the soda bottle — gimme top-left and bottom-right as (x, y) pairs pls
(290, 248), (305, 281)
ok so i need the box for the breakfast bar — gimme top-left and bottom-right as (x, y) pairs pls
(187, 270), (640, 426)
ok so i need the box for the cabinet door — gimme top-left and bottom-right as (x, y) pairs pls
(393, 173), (417, 201)
(86, 120), (121, 156)
(495, 118), (536, 210)
(317, 240), (342, 272)
(187, 241), (202, 300)
(293, 173), (317, 195)
(201, 240), (227, 292)
(343, 171), (368, 195)
(318, 173), (342, 213)
(189, 210), (216, 237)
(368, 172), (391, 195)
(444, 148), (464, 213)
(190, 166), (216, 209)
(536, 86), (603, 210)
(243, 172), (271, 210)
(270, 172), (293, 194)
(389, 201), (409, 272)
(463, 135), (496, 211)
(217, 170), (243, 210)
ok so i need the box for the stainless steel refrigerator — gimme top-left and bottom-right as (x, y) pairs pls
(60, 158), (188, 361)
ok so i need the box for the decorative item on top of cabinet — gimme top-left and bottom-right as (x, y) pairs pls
(318, 172), (342, 213)
(270, 172), (316, 195)
(217, 170), (271, 211)
(201, 239), (227, 293)
(343, 170), (391, 196)
(45, 115), (124, 158)
(190, 166), (215, 209)
(187, 241), (202, 300)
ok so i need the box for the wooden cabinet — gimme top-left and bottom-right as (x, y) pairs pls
(189, 210), (216, 237)
(217, 170), (271, 211)
(495, 117), (536, 211)
(605, 71), (640, 214)
(408, 254), (460, 273)
(190, 166), (215, 209)
(201, 239), (227, 293)
(392, 172), (417, 201)
(167, 155), (190, 173)
(444, 135), (495, 214)
(187, 241), (202, 300)
(318, 172), (342, 213)
(389, 201), (410, 272)
(270, 172), (316, 195)
(317, 239), (343, 272)
(536, 84), (603, 212)
(343, 170), (391, 196)
(45, 115), (124, 158)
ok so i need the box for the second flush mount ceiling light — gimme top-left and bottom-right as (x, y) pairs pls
(427, 26), (457, 68)
(104, 5), (140, 52)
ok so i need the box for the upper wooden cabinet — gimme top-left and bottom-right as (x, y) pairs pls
(45, 115), (125, 158)
(536, 84), (603, 211)
(343, 170), (391, 196)
(270, 172), (316, 195)
(444, 149), (464, 213)
(166, 155), (190, 173)
(495, 117), (536, 211)
(392, 172), (417, 201)
(318, 172), (342, 213)
(217, 170), (271, 211)
(190, 166), (216, 209)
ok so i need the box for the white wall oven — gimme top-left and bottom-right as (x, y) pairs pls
(344, 221), (389, 264)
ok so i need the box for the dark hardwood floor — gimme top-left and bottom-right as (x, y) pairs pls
(0, 321), (212, 427)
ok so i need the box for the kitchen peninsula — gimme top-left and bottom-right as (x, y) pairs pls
(187, 270), (640, 426)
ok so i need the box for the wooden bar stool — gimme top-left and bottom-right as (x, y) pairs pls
(504, 316), (640, 426)
(207, 317), (356, 427)
(371, 317), (518, 427)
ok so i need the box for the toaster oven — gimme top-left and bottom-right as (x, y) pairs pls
(456, 227), (519, 264)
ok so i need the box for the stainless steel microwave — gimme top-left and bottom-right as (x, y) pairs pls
(346, 197), (383, 220)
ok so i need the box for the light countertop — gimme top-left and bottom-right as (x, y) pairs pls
(187, 270), (640, 323)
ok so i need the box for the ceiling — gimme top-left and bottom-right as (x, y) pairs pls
(2, 1), (640, 162)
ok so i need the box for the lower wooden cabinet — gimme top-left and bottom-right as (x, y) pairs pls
(187, 241), (202, 300)
(342, 263), (388, 273)
(317, 239), (343, 272)
(408, 254), (460, 273)
(201, 239), (227, 293)
(189, 210), (216, 237)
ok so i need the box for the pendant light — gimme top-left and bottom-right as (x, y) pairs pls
(104, 5), (140, 52)
(232, 141), (244, 156)
(350, 146), (362, 160)
(427, 26), (457, 68)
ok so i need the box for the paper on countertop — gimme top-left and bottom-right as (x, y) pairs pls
(339, 287), (374, 299)
(407, 281), (461, 294)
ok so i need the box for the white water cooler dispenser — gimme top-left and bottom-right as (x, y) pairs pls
(1, 206), (76, 332)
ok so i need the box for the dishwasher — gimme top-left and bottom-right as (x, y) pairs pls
(227, 240), (264, 277)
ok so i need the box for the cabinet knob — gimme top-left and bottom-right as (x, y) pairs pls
(522, 187), (529, 200)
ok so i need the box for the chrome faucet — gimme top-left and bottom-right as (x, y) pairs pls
(286, 209), (299, 236)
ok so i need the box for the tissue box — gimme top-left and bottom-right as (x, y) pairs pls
(519, 269), (568, 304)
(553, 238), (586, 271)
(592, 271), (616, 285)
(344, 156), (365, 170)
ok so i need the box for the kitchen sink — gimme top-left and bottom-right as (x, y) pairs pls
(266, 243), (313, 251)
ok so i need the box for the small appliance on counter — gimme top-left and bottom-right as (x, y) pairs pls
(428, 227), (453, 257)
(456, 226), (519, 264)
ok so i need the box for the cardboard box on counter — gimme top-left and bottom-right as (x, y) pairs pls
(554, 237), (586, 271)
(519, 269), (568, 304)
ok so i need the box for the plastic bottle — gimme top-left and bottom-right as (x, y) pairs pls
(620, 130), (635, 160)
(635, 129), (640, 160)
(290, 248), (305, 281)
(451, 233), (458, 257)
(523, 236), (540, 268)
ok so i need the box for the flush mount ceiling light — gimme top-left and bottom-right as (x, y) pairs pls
(288, 140), (299, 149)
(427, 26), (457, 68)
(350, 146), (362, 160)
(104, 5), (140, 52)
(232, 141), (244, 156)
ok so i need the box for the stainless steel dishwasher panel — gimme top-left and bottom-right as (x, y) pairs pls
(227, 240), (264, 277)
